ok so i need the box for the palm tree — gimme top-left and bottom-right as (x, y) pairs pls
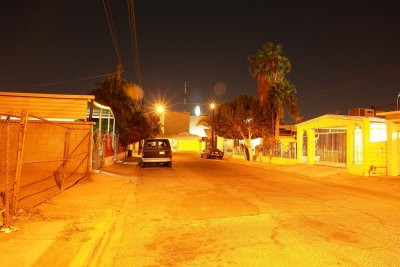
(248, 42), (291, 105)
(268, 80), (300, 140)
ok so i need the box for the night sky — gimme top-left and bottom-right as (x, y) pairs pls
(1, 1), (400, 122)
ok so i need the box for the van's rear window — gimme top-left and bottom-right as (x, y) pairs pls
(145, 140), (170, 149)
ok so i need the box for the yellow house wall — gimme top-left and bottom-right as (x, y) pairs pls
(176, 139), (201, 152)
(216, 136), (224, 151)
(360, 119), (387, 176)
(296, 115), (387, 176)
(386, 121), (399, 176)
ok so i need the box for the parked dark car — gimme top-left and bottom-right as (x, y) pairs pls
(139, 138), (172, 167)
(201, 147), (224, 159)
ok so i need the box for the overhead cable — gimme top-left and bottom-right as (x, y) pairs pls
(102, 0), (124, 74)
(300, 67), (400, 101)
(6, 72), (122, 90)
(127, 0), (143, 87)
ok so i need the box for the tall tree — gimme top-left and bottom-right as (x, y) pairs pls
(217, 95), (270, 161)
(89, 76), (160, 146)
(268, 81), (300, 140)
(248, 42), (291, 104)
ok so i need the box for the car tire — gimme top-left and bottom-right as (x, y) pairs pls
(167, 162), (172, 168)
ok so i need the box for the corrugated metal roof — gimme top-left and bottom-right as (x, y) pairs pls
(0, 91), (94, 120)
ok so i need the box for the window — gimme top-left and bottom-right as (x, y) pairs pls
(147, 141), (157, 149)
(158, 140), (169, 148)
(354, 125), (363, 164)
(370, 122), (386, 142)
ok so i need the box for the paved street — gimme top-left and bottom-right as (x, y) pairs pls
(97, 152), (400, 266)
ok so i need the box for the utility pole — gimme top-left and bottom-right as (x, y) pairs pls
(116, 62), (122, 81)
(184, 82), (187, 112)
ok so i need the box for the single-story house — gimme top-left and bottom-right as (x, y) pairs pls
(296, 114), (387, 176)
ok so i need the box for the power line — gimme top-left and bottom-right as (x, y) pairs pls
(102, 0), (124, 74)
(299, 67), (400, 101)
(127, 0), (143, 87)
(5, 72), (121, 90)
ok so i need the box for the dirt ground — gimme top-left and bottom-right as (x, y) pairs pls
(0, 159), (138, 267)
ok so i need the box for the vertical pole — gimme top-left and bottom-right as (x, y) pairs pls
(211, 108), (215, 148)
(88, 125), (93, 173)
(98, 109), (103, 167)
(11, 110), (28, 215)
(397, 92), (400, 110)
(112, 113), (117, 161)
(3, 117), (12, 228)
(116, 63), (122, 81)
(89, 99), (94, 121)
(184, 82), (187, 112)
(60, 130), (70, 191)
(107, 110), (110, 133)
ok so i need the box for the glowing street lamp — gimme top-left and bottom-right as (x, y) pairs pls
(156, 105), (164, 113)
(210, 102), (216, 148)
(155, 104), (165, 134)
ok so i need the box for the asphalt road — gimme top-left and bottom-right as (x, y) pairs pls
(99, 152), (400, 266)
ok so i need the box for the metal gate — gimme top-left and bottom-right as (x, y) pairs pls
(314, 128), (346, 167)
(1, 111), (92, 228)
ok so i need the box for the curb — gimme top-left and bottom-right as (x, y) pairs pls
(69, 167), (139, 266)
(69, 209), (115, 267)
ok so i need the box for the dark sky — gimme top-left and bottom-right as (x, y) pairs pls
(1, 1), (400, 122)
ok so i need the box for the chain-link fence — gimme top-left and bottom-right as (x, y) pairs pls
(1, 111), (92, 227)
(0, 116), (20, 227)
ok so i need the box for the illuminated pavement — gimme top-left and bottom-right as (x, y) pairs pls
(1, 152), (399, 266)
(98, 152), (400, 266)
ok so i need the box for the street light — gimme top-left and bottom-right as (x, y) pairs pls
(155, 104), (165, 134)
(397, 91), (400, 110)
(210, 102), (216, 148)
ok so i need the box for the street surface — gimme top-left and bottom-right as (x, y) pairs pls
(99, 152), (400, 266)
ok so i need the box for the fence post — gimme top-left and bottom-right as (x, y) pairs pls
(3, 117), (12, 228)
(60, 129), (70, 190)
(11, 110), (28, 215)
(88, 126), (93, 173)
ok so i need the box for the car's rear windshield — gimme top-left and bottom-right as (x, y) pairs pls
(145, 139), (170, 149)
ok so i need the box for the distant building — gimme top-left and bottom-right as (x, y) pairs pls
(157, 110), (202, 152)
(160, 110), (189, 134)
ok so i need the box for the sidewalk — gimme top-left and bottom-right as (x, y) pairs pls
(227, 156), (400, 197)
(1, 155), (399, 266)
(0, 156), (140, 267)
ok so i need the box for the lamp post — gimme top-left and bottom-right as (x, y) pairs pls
(156, 104), (165, 134)
(210, 102), (216, 148)
(397, 91), (400, 110)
